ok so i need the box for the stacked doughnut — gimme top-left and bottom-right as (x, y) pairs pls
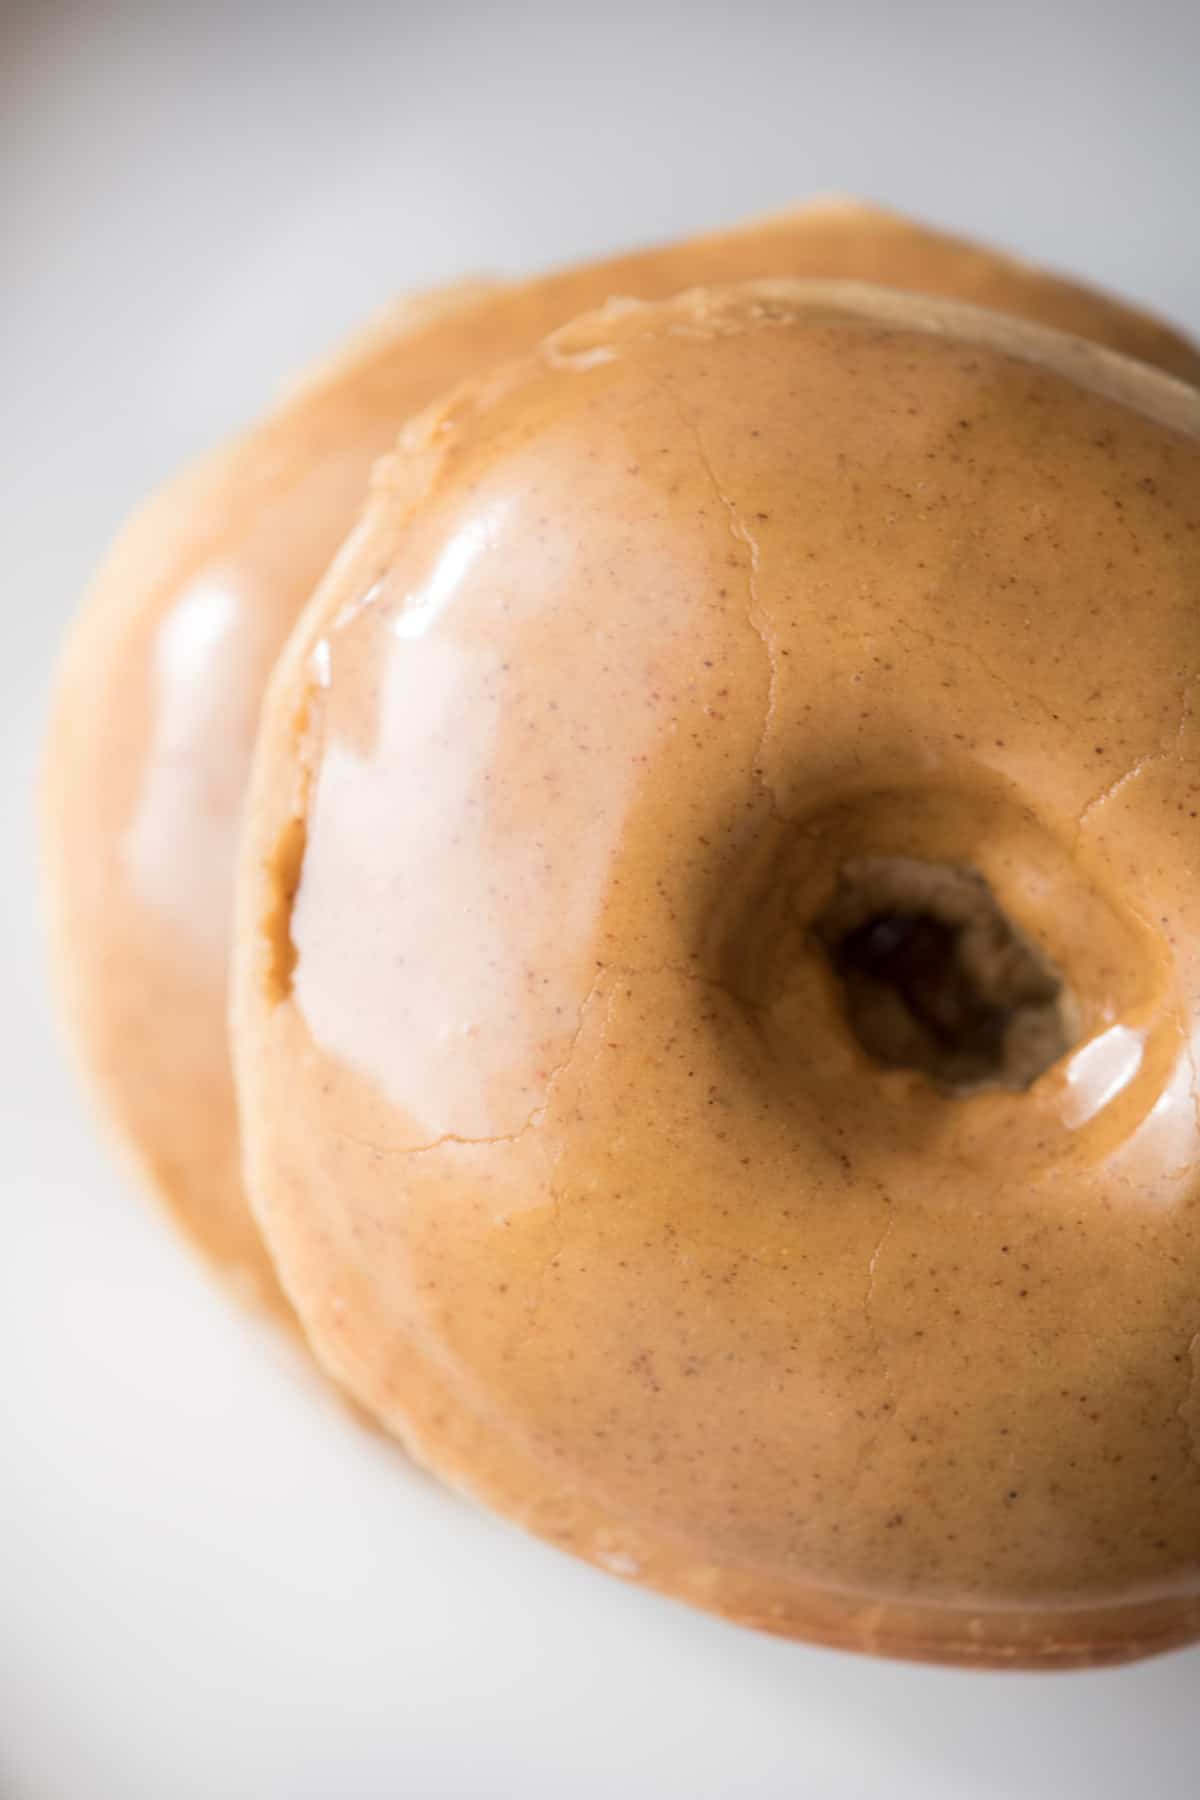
(44, 200), (1200, 1666)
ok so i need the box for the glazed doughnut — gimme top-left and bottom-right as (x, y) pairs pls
(44, 201), (1200, 1321)
(233, 281), (1200, 1666)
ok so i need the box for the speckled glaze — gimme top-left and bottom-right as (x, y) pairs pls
(42, 202), (1200, 1316)
(234, 283), (1200, 1667)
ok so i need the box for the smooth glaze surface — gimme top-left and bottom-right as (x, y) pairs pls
(42, 202), (1200, 1316)
(235, 283), (1200, 1666)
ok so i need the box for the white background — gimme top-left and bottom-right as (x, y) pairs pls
(4, 2), (1200, 1795)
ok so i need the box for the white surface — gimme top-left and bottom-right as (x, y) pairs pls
(4, 2), (1200, 1795)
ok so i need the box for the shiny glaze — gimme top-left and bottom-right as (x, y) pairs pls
(235, 285), (1200, 1665)
(43, 201), (1200, 1314)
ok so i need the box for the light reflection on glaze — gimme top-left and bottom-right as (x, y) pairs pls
(125, 574), (256, 965)
(293, 631), (512, 1141)
(291, 489), (654, 1146)
(1126, 1012), (1200, 1185)
(310, 638), (332, 689)
(392, 502), (510, 641)
(1060, 1025), (1146, 1129)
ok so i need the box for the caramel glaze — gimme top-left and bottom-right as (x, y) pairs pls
(233, 283), (1200, 1666)
(43, 201), (1200, 1317)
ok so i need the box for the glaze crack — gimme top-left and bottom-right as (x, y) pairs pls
(1180, 1002), (1200, 1145)
(330, 960), (762, 1165)
(262, 682), (327, 1005)
(1179, 1331), (1200, 1475)
(336, 1123), (532, 1159)
(1076, 668), (1200, 835)
(890, 616), (1062, 733)
(335, 969), (614, 1160)
(864, 1208), (897, 1418)
(262, 814), (307, 1004)
(1173, 671), (1199, 760)
(515, 1183), (570, 1353)
(649, 375), (787, 824)
(1076, 755), (1158, 831)
(840, 1202), (900, 1519)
